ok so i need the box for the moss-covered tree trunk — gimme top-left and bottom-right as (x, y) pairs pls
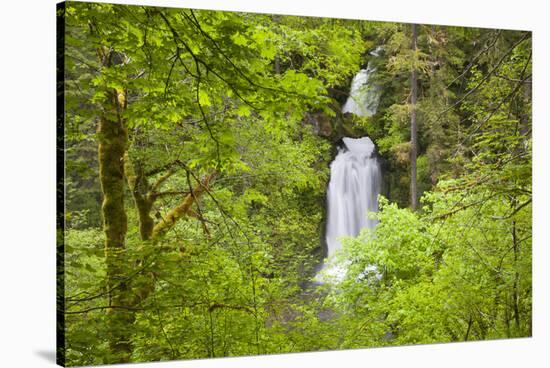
(98, 84), (134, 362)
(124, 154), (155, 241)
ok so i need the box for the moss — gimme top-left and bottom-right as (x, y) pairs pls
(124, 153), (154, 241)
(97, 89), (134, 362)
(151, 173), (215, 240)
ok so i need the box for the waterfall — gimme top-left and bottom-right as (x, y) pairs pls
(342, 49), (381, 117)
(316, 51), (383, 283)
(317, 137), (381, 282)
(326, 137), (381, 256)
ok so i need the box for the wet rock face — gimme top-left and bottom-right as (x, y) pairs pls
(304, 111), (333, 137)
(303, 110), (373, 144)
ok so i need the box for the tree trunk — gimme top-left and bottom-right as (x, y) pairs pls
(410, 23), (419, 210)
(519, 75), (531, 138)
(97, 60), (134, 361)
(511, 218), (521, 332)
(124, 153), (155, 241)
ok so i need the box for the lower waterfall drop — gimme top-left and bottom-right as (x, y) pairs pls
(317, 137), (382, 282)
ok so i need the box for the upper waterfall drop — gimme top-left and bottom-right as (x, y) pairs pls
(342, 49), (381, 117)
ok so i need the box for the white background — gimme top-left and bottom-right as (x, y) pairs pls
(0, 0), (548, 367)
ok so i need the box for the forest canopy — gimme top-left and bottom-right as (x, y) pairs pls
(58, 1), (531, 366)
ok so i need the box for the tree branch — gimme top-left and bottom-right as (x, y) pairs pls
(436, 32), (530, 119)
(151, 172), (217, 239)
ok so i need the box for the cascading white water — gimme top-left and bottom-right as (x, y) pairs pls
(325, 137), (381, 258)
(316, 136), (381, 282)
(342, 49), (381, 117)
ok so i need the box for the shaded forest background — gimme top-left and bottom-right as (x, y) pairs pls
(58, 1), (532, 366)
